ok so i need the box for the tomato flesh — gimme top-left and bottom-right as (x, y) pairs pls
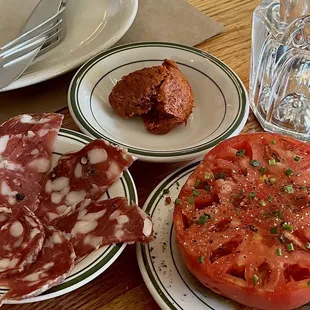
(174, 133), (310, 310)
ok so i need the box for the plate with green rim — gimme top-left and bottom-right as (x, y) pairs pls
(1, 128), (137, 304)
(68, 42), (249, 163)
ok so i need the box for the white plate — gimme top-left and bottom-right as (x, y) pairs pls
(136, 162), (310, 310)
(68, 42), (249, 163)
(1, 0), (138, 91)
(1, 128), (137, 304)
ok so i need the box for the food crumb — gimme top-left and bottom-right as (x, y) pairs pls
(165, 196), (172, 205)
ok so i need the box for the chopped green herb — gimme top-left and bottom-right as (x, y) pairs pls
(287, 243), (295, 252)
(204, 185), (212, 191)
(198, 215), (209, 225)
(205, 173), (211, 180)
(163, 189), (170, 195)
(259, 167), (266, 174)
(214, 172), (226, 180)
(252, 274), (259, 285)
(306, 242), (310, 250)
(236, 149), (245, 157)
(250, 160), (260, 167)
(271, 140), (277, 145)
(249, 224), (258, 232)
(294, 155), (301, 162)
(285, 168), (293, 177)
(307, 280), (310, 288)
(176, 181), (180, 187)
(270, 177), (276, 184)
(283, 184), (294, 194)
(198, 255), (204, 263)
(270, 226), (278, 234)
(259, 200), (266, 207)
(195, 179), (202, 188)
(188, 197), (194, 204)
(232, 189), (244, 198)
(271, 210), (283, 219)
(248, 191), (256, 200)
(282, 223), (293, 232)
(269, 159), (276, 166)
(276, 248), (282, 256)
(268, 196), (273, 203)
(175, 198), (182, 205)
(279, 235), (286, 244)
(193, 190), (199, 197)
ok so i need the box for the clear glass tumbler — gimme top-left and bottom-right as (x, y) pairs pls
(250, 0), (310, 141)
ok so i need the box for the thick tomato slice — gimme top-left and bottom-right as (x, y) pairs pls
(174, 133), (310, 310)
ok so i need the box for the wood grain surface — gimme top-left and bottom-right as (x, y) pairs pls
(1, 0), (262, 309)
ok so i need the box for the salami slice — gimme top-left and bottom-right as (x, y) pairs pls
(52, 197), (153, 260)
(36, 140), (136, 223)
(0, 113), (63, 210)
(0, 206), (44, 278)
(0, 227), (75, 303)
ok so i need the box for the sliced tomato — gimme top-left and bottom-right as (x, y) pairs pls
(174, 133), (310, 310)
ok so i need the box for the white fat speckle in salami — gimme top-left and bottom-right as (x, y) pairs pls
(115, 229), (124, 239)
(109, 210), (121, 221)
(80, 199), (91, 209)
(0, 135), (9, 153)
(83, 210), (106, 221)
(143, 218), (153, 237)
(52, 177), (70, 191)
(30, 228), (40, 239)
(106, 161), (120, 179)
(87, 148), (107, 164)
(51, 192), (63, 204)
(74, 163), (83, 178)
(27, 131), (35, 138)
(0, 258), (18, 270)
(56, 205), (68, 215)
(47, 212), (59, 221)
(8, 196), (16, 205)
(38, 129), (49, 137)
(13, 237), (23, 248)
(73, 221), (98, 234)
(39, 118), (50, 124)
(10, 221), (24, 237)
(0, 207), (12, 213)
(116, 215), (129, 225)
(0, 214), (7, 222)
(0, 160), (22, 171)
(23, 271), (43, 282)
(52, 232), (63, 244)
(43, 262), (54, 270)
(20, 114), (33, 123)
(31, 149), (39, 155)
(77, 208), (88, 220)
(25, 216), (38, 228)
(28, 158), (50, 173)
(84, 235), (103, 248)
(61, 186), (70, 196)
(65, 190), (86, 206)
(45, 180), (52, 193)
(1, 181), (13, 196)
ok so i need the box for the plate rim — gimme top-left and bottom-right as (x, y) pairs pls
(137, 161), (200, 310)
(68, 41), (249, 162)
(3, 0), (138, 91)
(4, 128), (138, 304)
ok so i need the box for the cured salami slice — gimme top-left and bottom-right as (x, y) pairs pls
(0, 113), (63, 210)
(0, 206), (44, 278)
(52, 197), (153, 259)
(36, 140), (136, 223)
(0, 227), (75, 303)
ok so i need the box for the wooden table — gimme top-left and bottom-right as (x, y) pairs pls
(2, 0), (262, 309)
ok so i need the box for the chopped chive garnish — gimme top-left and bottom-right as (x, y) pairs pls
(176, 181), (180, 187)
(306, 242), (310, 250)
(195, 179), (202, 188)
(163, 189), (170, 195)
(248, 191), (256, 199)
(205, 173), (211, 179)
(271, 140), (277, 145)
(193, 190), (199, 197)
(271, 210), (283, 219)
(236, 149), (245, 157)
(198, 255), (204, 263)
(279, 235), (286, 244)
(307, 280), (310, 288)
(268, 196), (273, 203)
(294, 155), (301, 162)
(204, 185), (212, 191)
(269, 159), (276, 166)
(270, 177), (276, 184)
(214, 172), (226, 180)
(252, 274), (259, 285)
(282, 223), (293, 232)
(259, 200), (266, 206)
(175, 198), (182, 205)
(259, 167), (266, 174)
(285, 168), (293, 177)
(232, 189), (244, 198)
(270, 226), (278, 234)
(287, 243), (295, 252)
(250, 159), (260, 167)
(198, 215), (209, 225)
(276, 248), (282, 256)
(283, 184), (294, 194)
(188, 197), (194, 204)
